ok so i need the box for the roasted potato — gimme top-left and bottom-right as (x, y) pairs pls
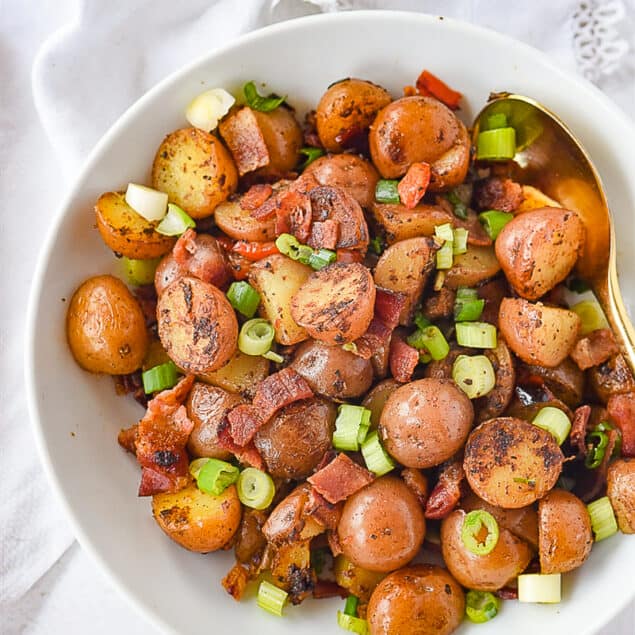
(588, 354), (635, 403)
(464, 417), (564, 508)
(94, 192), (175, 259)
(367, 565), (465, 635)
(373, 237), (435, 325)
(214, 198), (277, 242)
(152, 482), (242, 553)
(67, 275), (148, 374)
(441, 509), (533, 591)
(495, 207), (585, 300)
(520, 358), (585, 407)
(248, 254), (312, 345)
(516, 185), (562, 213)
(291, 262), (375, 345)
(154, 253), (187, 296)
(369, 96), (470, 190)
(607, 458), (635, 533)
(157, 276), (238, 373)
(538, 489), (592, 573)
(333, 556), (386, 602)
(499, 297), (581, 367)
(316, 78), (392, 152)
(444, 245), (501, 289)
(371, 202), (454, 244)
(475, 338), (516, 422)
(151, 127), (237, 219)
(362, 379), (400, 427)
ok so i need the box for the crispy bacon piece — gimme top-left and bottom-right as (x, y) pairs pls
(398, 162), (431, 209)
(415, 70), (462, 110)
(327, 530), (343, 557)
(313, 581), (349, 600)
(336, 249), (364, 264)
(425, 458), (465, 519)
(228, 368), (313, 446)
(118, 424), (138, 454)
(114, 370), (147, 407)
(276, 189), (313, 241)
(473, 177), (523, 212)
(305, 487), (343, 531)
(422, 287), (456, 320)
(496, 587), (519, 600)
(374, 288), (408, 331)
(135, 375), (195, 496)
(307, 219), (339, 250)
(222, 563), (250, 601)
(570, 405), (592, 457)
(389, 333), (419, 383)
(571, 329), (620, 371)
(608, 392), (635, 457)
(402, 468), (429, 507)
(218, 106), (269, 176)
(217, 423), (265, 470)
(308, 453), (375, 504)
(240, 184), (274, 210)
(226, 251), (252, 280)
(173, 229), (231, 288)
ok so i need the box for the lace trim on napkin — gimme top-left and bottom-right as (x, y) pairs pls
(571, 0), (630, 81)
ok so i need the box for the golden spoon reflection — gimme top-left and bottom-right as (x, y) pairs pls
(472, 93), (635, 373)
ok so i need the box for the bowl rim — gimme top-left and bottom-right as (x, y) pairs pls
(25, 9), (635, 635)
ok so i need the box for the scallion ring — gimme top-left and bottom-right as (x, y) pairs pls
(461, 510), (499, 556)
(452, 354), (496, 399)
(337, 611), (369, 634)
(237, 467), (275, 510)
(238, 319), (275, 356)
(587, 496), (618, 542)
(257, 581), (288, 616)
(195, 458), (239, 496)
(465, 590), (500, 623)
(142, 361), (179, 394)
(532, 406), (571, 445)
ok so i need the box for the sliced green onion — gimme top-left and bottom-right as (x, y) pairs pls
(243, 81), (286, 112)
(407, 325), (450, 361)
(275, 232), (301, 256)
(454, 298), (485, 322)
(299, 146), (325, 169)
(597, 421), (622, 458)
(361, 432), (395, 476)
(436, 240), (454, 269)
(452, 354), (496, 399)
(262, 350), (284, 363)
(487, 113), (508, 130)
(434, 222), (454, 242)
(227, 281), (261, 318)
(189, 458), (210, 480)
(452, 227), (469, 254)
(275, 233), (335, 270)
(587, 496), (618, 541)
(375, 179), (400, 204)
(155, 203), (196, 236)
(476, 127), (516, 161)
(238, 319), (275, 356)
(465, 590), (500, 623)
(456, 286), (479, 300)
(369, 236), (384, 255)
(585, 429), (609, 468)
(433, 270), (446, 291)
(308, 248), (337, 270)
(125, 183), (168, 222)
(455, 322), (497, 349)
(570, 300), (609, 335)
(337, 611), (369, 634)
(478, 210), (514, 240)
(518, 573), (561, 604)
(419, 350), (432, 364)
(414, 313), (432, 330)
(257, 581), (288, 616)
(532, 406), (572, 445)
(142, 361), (178, 393)
(237, 467), (275, 510)
(461, 510), (499, 555)
(344, 595), (359, 617)
(446, 189), (468, 220)
(333, 405), (371, 451)
(185, 88), (235, 132)
(196, 458), (239, 496)
(122, 256), (161, 286)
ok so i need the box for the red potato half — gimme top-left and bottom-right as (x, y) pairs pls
(607, 458), (635, 533)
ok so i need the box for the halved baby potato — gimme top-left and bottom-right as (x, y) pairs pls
(371, 202), (454, 244)
(444, 245), (501, 289)
(214, 198), (277, 242)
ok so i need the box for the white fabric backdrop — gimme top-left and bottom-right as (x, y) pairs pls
(1, 0), (634, 632)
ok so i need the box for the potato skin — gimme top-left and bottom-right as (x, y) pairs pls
(252, 106), (303, 177)
(367, 565), (465, 635)
(444, 245), (501, 289)
(151, 127), (237, 219)
(607, 458), (635, 533)
(157, 276), (238, 373)
(253, 397), (336, 479)
(196, 349), (270, 399)
(495, 207), (584, 300)
(214, 198), (277, 242)
(152, 482), (241, 553)
(316, 78), (392, 153)
(338, 477), (425, 572)
(499, 298), (581, 367)
(379, 379), (474, 469)
(372, 203), (454, 244)
(538, 489), (592, 573)
(290, 339), (373, 399)
(67, 275), (148, 374)
(95, 192), (176, 259)
(441, 509), (533, 591)
(464, 417), (564, 508)
(362, 379), (400, 426)
(155, 253), (187, 297)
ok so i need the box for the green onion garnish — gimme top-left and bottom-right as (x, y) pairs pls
(414, 313), (432, 330)
(337, 611), (369, 634)
(155, 203), (196, 236)
(452, 227), (469, 254)
(275, 232), (301, 257)
(487, 113), (508, 130)
(455, 322), (497, 349)
(275, 233), (335, 270)
(434, 223), (454, 270)
(518, 573), (561, 604)
(237, 467), (275, 510)
(257, 580), (288, 616)
(243, 81), (286, 112)
(238, 318), (275, 356)
(333, 404), (372, 451)
(308, 248), (337, 270)
(585, 429), (609, 468)
(461, 510), (499, 555)
(478, 210), (514, 240)
(465, 590), (500, 623)
(193, 458), (239, 496)
(262, 349), (284, 363)
(456, 286), (479, 300)
(369, 235), (384, 255)
(375, 179), (400, 204)
(446, 189), (468, 220)
(344, 595), (359, 617)
(361, 431), (395, 476)
(407, 325), (450, 361)
(587, 496), (618, 541)
(570, 300), (609, 335)
(435, 222), (454, 242)
(476, 127), (516, 161)
(531, 406), (571, 445)
(141, 361), (178, 393)
(454, 297), (485, 322)
(188, 458), (209, 480)
(452, 354), (496, 399)
(299, 146), (325, 169)
(227, 281), (261, 318)
(122, 256), (161, 286)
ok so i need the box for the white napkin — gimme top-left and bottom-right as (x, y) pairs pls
(3, 0), (633, 628)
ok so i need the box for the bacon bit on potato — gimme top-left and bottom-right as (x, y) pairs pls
(397, 162), (431, 209)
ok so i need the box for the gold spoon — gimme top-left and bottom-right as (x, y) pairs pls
(472, 93), (635, 373)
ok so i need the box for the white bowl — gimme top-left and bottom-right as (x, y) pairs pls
(26, 10), (635, 635)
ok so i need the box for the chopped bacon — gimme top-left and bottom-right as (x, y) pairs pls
(389, 333), (419, 383)
(217, 423), (265, 469)
(275, 189), (313, 242)
(173, 229), (231, 287)
(308, 219), (340, 250)
(422, 287), (455, 320)
(608, 392), (635, 457)
(425, 458), (465, 519)
(398, 162), (432, 209)
(570, 405), (592, 457)
(571, 329), (620, 371)
(327, 530), (343, 557)
(118, 425), (138, 454)
(375, 288), (408, 330)
(473, 177), (523, 212)
(336, 249), (364, 264)
(415, 70), (462, 110)
(308, 453), (375, 504)
(218, 106), (269, 175)
(402, 468), (429, 507)
(226, 251), (252, 280)
(496, 587), (519, 601)
(251, 194), (279, 220)
(305, 487), (343, 531)
(228, 368), (313, 446)
(113, 371), (147, 407)
(240, 184), (274, 210)
(313, 581), (349, 600)
(231, 240), (279, 262)
(222, 563), (250, 601)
